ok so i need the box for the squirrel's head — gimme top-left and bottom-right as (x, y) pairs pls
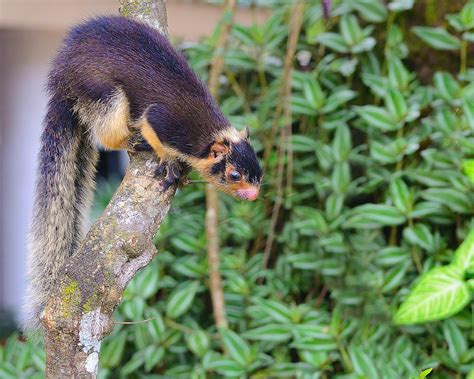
(198, 127), (262, 201)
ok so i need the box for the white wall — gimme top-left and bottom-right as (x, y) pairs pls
(0, 30), (63, 320)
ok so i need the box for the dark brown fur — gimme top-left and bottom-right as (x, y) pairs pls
(50, 16), (227, 157)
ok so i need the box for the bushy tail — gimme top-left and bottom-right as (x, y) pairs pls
(23, 95), (98, 332)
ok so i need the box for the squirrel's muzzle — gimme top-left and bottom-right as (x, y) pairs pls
(236, 186), (259, 201)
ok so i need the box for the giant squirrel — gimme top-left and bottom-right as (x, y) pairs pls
(25, 16), (262, 331)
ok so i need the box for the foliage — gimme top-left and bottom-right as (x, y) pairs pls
(395, 229), (474, 325)
(2, 0), (473, 378)
(0, 334), (44, 379)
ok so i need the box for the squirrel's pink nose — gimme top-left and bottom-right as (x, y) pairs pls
(236, 187), (259, 201)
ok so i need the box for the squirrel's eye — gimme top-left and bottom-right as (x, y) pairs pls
(229, 171), (241, 181)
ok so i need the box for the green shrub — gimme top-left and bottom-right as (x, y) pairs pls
(2, 1), (473, 378)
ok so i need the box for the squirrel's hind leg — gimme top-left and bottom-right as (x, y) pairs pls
(73, 87), (132, 150)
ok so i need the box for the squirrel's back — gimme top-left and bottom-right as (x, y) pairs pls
(49, 16), (224, 125)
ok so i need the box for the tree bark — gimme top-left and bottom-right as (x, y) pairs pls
(42, 2), (173, 377)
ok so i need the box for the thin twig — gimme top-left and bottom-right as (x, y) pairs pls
(315, 285), (329, 309)
(205, 0), (237, 331)
(115, 317), (154, 325)
(262, 1), (305, 269)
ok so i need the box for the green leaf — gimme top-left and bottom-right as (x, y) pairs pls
(353, 0), (388, 23)
(390, 178), (412, 214)
(332, 125), (352, 162)
(447, 14), (465, 32)
(147, 309), (165, 340)
(171, 234), (202, 254)
(371, 140), (399, 164)
(340, 14), (363, 45)
(306, 18), (326, 44)
(385, 89), (408, 121)
(166, 281), (200, 319)
(144, 346), (164, 372)
(251, 298), (292, 323)
(463, 98), (474, 128)
(463, 159), (474, 184)
(134, 266), (160, 299)
(317, 33), (350, 53)
(186, 330), (210, 357)
(388, 57), (410, 90)
(460, 2), (474, 29)
(345, 204), (406, 228)
(421, 188), (472, 214)
(322, 89), (357, 113)
(376, 247), (410, 267)
(382, 263), (409, 293)
(293, 324), (334, 340)
(303, 79), (325, 110)
(220, 329), (252, 366)
(291, 95), (317, 116)
(206, 359), (246, 377)
(349, 347), (379, 379)
(418, 368), (433, 379)
(388, 0), (414, 12)
(443, 320), (467, 364)
(453, 229), (474, 272)
(332, 162), (351, 193)
(290, 336), (338, 352)
(355, 105), (399, 131)
(287, 253), (321, 270)
(410, 201), (447, 219)
(463, 31), (474, 42)
(394, 265), (472, 324)
(403, 224), (434, 252)
(362, 72), (387, 96)
(121, 351), (145, 376)
(292, 134), (318, 152)
(325, 194), (345, 221)
(352, 37), (377, 53)
(243, 324), (292, 342)
(412, 27), (461, 50)
(434, 72), (461, 101)
(99, 332), (127, 368)
(172, 256), (205, 279)
(299, 350), (328, 368)
(0, 364), (18, 379)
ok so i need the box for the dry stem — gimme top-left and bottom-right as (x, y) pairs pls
(262, 1), (305, 269)
(205, 0), (237, 331)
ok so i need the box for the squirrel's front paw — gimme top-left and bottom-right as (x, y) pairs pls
(155, 160), (188, 191)
(127, 133), (152, 152)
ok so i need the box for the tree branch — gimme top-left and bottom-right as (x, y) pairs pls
(42, 2), (173, 377)
(119, 0), (169, 38)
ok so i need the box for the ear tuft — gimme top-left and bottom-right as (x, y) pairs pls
(210, 141), (229, 159)
(240, 126), (250, 141)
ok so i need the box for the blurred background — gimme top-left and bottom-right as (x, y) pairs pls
(1, 0), (473, 378)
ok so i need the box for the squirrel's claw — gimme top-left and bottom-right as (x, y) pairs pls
(155, 160), (188, 191)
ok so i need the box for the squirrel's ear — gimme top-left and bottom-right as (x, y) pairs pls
(240, 126), (250, 141)
(210, 141), (229, 160)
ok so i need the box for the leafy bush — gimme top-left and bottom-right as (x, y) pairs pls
(2, 0), (473, 378)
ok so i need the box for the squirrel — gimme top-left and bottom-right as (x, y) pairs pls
(24, 16), (262, 332)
